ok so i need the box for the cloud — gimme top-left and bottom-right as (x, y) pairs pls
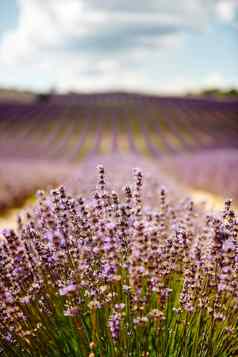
(0, 0), (237, 92)
(0, 0), (204, 60)
(216, 0), (238, 23)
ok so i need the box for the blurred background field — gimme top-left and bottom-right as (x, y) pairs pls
(0, 90), (237, 226)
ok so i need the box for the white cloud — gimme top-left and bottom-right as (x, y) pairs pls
(216, 0), (238, 22)
(0, 0), (237, 92)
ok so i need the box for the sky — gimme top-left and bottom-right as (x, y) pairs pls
(0, 0), (237, 94)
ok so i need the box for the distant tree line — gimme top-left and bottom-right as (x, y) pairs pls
(202, 88), (238, 97)
(35, 88), (57, 103)
(187, 88), (238, 98)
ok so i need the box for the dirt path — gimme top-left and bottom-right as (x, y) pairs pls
(0, 195), (35, 230)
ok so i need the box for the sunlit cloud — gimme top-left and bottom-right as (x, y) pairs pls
(216, 0), (238, 22)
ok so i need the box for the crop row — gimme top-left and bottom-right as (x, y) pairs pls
(0, 94), (237, 212)
(0, 95), (237, 161)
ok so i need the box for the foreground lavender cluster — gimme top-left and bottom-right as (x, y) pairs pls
(0, 165), (237, 356)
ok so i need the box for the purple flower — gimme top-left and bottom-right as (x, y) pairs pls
(222, 239), (235, 252)
(59, 283), (77, 296)
(109, 312), (122, 340)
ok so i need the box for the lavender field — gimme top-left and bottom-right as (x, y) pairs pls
(0, 92), (238, 356)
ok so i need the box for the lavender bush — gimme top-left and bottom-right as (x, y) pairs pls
(161, 149), (238, 205)
(0, 164), (237, 356)
(0, 159), (76, 212)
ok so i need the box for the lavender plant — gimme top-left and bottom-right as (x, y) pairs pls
(0, 159), (76, 213)
(0, 165), (237, 356)
(161, 149), (238, 205)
